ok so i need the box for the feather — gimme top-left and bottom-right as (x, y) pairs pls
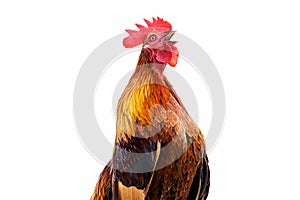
(92, 20), (209, 199)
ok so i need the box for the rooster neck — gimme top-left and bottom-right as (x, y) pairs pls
(115, 51), (172, 141)
(137, 49), (167, 77)
(130, 50), (167, 88)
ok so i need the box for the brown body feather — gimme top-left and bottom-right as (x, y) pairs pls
(91, 50), (210, 200)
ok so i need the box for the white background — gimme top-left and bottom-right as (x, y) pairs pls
(1, 0), (299, 199)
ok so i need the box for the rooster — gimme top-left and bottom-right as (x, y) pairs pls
(91, 17), (210, 200)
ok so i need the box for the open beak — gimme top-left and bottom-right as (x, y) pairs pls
(143, 30), (177, 48)
(163, 30), (176, 41)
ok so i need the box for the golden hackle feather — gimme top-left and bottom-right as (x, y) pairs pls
(91, 50), (209, 200)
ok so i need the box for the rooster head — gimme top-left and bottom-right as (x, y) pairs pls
(123, 17), (179, 67)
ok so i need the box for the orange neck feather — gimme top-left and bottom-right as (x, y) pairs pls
(116, 51), (171, 142)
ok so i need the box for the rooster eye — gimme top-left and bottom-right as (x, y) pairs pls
(149, 34), (157, 42)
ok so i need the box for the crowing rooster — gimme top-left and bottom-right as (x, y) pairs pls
(91, 17), (210, 200)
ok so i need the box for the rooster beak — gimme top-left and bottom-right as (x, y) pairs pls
(163, 30), (176, 41)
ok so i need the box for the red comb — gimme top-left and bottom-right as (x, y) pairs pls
(123, 17), (172, 48)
